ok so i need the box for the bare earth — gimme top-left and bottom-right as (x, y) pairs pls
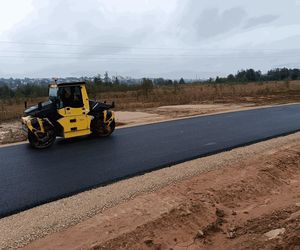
(0, 103), (299, 250)
(0, 121), (26, 144)
(0, 132), (299, 249)
(22, 134), (300, 250)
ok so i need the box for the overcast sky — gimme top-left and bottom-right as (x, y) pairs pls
(0, 0), (300, 79)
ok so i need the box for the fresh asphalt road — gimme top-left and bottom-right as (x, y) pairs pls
(1, 104), (300, 218)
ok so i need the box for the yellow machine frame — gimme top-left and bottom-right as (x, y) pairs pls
(56, 83), (93, 138)
(21, 116), (45, 134)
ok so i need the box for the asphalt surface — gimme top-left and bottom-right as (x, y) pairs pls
(1, 104), (300, 218)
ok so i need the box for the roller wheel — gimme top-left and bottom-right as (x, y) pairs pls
(28, 130), (56, 149)
(92, 119), (115, 137)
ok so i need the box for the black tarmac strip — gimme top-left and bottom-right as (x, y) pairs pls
(1, 104), (300, 218)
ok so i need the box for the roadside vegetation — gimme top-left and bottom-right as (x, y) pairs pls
(1, 67), (300, 122)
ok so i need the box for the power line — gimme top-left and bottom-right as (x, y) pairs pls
(0, 40), (295, 52)
(0, 53), (299, 61)
(1, 49), (300, 56)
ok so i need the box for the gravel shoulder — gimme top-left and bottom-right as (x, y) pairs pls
(1, 131), (300, 249)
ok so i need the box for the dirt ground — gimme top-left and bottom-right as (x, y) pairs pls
(144, 103), (254, 118)
(0, 121), (26, 144)
(0, 102), (269, 145)
(17, 133), (300, 250)
(1, 103), (300, 250)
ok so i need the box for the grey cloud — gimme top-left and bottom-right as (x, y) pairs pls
(178, 5), (247, 39)
(12, 0), (104, 42)
(8, 0), (157, 58)
(194, 7), (246, 38)
(244, 15), (279, 29)
(0, 0), (300, 79)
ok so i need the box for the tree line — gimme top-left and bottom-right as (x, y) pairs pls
(0, 84), (48, 100)
(213, 68), (300, 83)
(1, 67), (300, 99)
